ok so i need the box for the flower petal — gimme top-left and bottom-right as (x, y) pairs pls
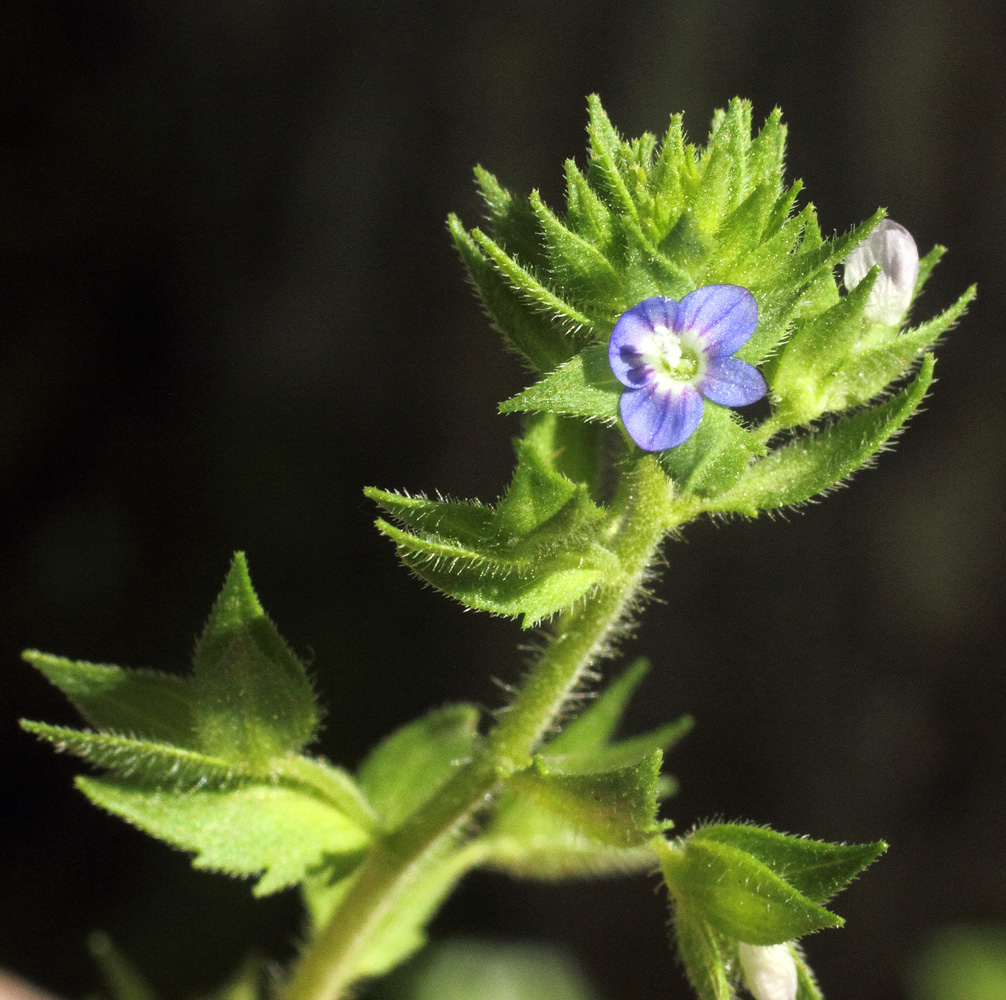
(609, 297), (675, 387)
(738, 943), (798, 1000)
(619, 381), (704, 452)
(697, 355), (767, 407)
(677, 285), (758, 356)
(844, 219), (919, 325)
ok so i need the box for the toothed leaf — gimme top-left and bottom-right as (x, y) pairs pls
(20, 721), (244, 787)
(368, 415), (617, 626)
(690, 824), (887, 904)
(449, 214), (576, 372)
(659, 838), (843, 944)
(21, 651), (197, 748)
(821, 284), (975, 412)
(192, 553), (318, 768)
(507, 749), (666, 847)
(78, 775), (370, 896)
(499, 346), (622, 424)
(659, 405), (763, 499)
(711, 355), (935, 515)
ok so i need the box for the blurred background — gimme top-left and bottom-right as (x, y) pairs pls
(2, 2), (1004, 999)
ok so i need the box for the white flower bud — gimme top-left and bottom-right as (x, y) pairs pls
(843, 218), (920, 325)
(737, 942), (798, 1000)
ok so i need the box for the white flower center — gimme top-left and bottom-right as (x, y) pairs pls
(643, 324), (701, 385)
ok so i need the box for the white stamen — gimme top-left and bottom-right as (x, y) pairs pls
(661, 335), (683, 369)
(737, 942), (798, 1000)
(843, 218), (919, 325)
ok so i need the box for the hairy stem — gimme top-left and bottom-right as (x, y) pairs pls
(283, 455), (691, 1000)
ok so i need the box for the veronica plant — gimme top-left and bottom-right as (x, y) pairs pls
(20, 97), (973, 1000)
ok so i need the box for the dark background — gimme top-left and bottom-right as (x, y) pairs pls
(2, 2), (1004, 999)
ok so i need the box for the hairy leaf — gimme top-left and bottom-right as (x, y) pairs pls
(711, 355), (935, 515)
(22, 651), (197, 748)
(662, 838), (842, 944)
(507, 749), (666, 847)
(192, 553), (318, 767)
(659, 405), (763, 499)
(479, 794), (657, 881)
(367, 415), (617, 626)
(691, 823), (887, 904)
(547, 658), (652, 754)
(357, 705), (480, 830)
(673, 901), (733, 1000)
(449, 214), (576, 373)
(499, 345), (622, 424)
(79, 776), (369, 896)
(21, 721), (244, 787)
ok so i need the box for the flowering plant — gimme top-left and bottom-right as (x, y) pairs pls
(19, 97), (973, 1000)
(608, 285), (766, 451)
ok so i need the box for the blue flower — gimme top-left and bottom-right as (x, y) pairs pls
(608, 285), (767, 452)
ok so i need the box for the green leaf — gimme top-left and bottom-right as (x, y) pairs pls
(367, 415), (618, 626)
(22, 720), (376, 833)
(585, 93), (638, 219)
(477, 811), (658, 880)
(539, 416), (609, 505)
(530, 190), (623, 310)
(192, 553), (318, 768)
(357, 705), (481, 830)
(78, 775), (370, 896)
(672, 901), (733, 1000)
(507, 749), (665, 847)
(821, 284), (975, 412)
(468, 226), (598, 332)
(473, 166), (548, 268)
(480, 660), (688, 880)
(499, 345), (622, 424)
(547, 658), (652, 754)
(914, 243), (946, 295)
(89, 933), (158, 1000)
(794, 948), (825, 1000)
(710, 355), (935, 516)
(448, 214), (576, 373)
(498, 422), (584, 535)
(392, 939), (602, 1000)
(564, 159), (613, 249)
(660, 838), (842, 944)
(21, 651), (197, 748)
(910, 926), (1006, 1000)
(20, 721), (245, 787)
(659, 405), (763, 500)
(372, 517), (611, 627)
(574, 717), (693, 774)
(691, 99), (756, 229)
(690, 824), (887, 904)
(770, 266), (882, 418)
(747, 106), (787, 191)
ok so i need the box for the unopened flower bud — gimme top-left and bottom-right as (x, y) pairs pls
(737, 942), (798, 1000)
(843, 219), (919, 325)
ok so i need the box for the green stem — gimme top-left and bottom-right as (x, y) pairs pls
(283, 454), (690, 1000)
